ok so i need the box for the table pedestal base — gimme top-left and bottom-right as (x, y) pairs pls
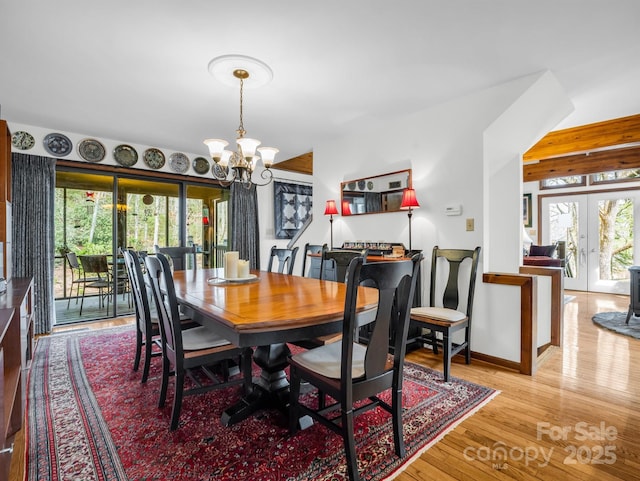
(221, 343), (313, 430)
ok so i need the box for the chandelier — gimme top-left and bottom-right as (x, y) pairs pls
(204, 55), (278, 188)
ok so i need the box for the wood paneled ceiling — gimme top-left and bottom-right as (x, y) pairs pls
(271, 152), (313, 175)
(523, 114), (640, 182)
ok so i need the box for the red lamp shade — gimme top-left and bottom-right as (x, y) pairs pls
(324, 200), (339, 216)
(202, 216), (209, 226)
(400, 188), (420, 209)
(341, 200), (352, 216)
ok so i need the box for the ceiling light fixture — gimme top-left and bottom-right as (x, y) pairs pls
(204, 55), (278, 189)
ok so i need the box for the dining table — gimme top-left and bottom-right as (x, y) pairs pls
(171, 267), (379, 426)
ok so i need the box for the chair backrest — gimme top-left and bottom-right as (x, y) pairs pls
(145, 253), (183, 360)
(155, 245), (197, 271)
(320, 249), (368, 282)
(79, 255), (109, 279)
(66, 251), (81, 270)
(341, 253), (422, 384)
(266, 245), (299, 275)
(301, 243), (327, 278)
(429, 246), (481, 322)
(123, 249), (153, 335)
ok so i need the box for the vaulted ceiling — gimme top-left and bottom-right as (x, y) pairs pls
(1, 1), (640, 167)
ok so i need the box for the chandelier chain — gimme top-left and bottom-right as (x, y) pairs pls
(237, 77), (245, 138)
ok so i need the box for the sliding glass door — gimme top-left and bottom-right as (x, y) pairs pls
(55, 168), (229, 324)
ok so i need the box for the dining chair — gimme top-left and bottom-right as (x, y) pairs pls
(320, 249), (368, 282)
(301, 242), (327, 278)
(145, 252), (253, 430)
(288, 253), (422, 481)
(65, 251), (100, 309)
(409, 246), (481, 381)
(78, 254), (112, 315)
(154, 244), (198, 271)
(266, 245), (299, 274)
(123, 249), (164, 383)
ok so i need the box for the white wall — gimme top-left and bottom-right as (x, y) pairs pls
(257, 70), (573, 363)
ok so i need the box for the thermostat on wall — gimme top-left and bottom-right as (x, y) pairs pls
(445, 204), (462, 216)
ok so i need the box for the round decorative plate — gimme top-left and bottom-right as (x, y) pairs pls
(11, 131), (35, 150)
(113, 144), (138, 167)
(192, 156), (210, 175)
(143, 148), (165, 169)
(43, 133), (72, 157)
(169, 152), (189, 173)
(367, 181), (374, 190)
(77, 138), (106, 162)
(357, 180), (366, 190)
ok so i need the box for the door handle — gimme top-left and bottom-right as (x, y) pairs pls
(580, 248), (587, 264)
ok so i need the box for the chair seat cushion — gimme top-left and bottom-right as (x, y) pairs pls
(182, 325), (230, 351)
(290, 341), (366, 379)
(411, 306), (466, 322)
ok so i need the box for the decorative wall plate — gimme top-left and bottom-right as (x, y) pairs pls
(169, 152), (189, 173)
(357, 180), (366, 190)
(77, 138), (106, 162)
(143, 148), (165, 169)
(192, 156), (210, 175)
(43, 133), (72, 157)
(113, 144), (138, 167)
(367, 181), (374, 190)
(11, 131), (35, 150)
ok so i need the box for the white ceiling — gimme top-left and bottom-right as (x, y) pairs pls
(2, 1), (640, 163)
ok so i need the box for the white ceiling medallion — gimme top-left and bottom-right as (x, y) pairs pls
(207, 54), (273, 89)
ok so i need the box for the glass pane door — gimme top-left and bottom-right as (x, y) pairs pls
(542, 191), (639, 293)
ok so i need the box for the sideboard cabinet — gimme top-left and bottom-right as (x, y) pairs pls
(0, 278), (34, 479)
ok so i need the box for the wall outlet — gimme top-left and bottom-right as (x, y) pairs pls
(466, 218), (474, 231)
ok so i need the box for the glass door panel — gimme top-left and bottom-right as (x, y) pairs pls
(542, 191), (639, 293)
(186, 184), (230, 268)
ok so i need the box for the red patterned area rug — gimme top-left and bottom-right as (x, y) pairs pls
(27, 327), (498, 481)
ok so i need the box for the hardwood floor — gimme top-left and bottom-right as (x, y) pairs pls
(10, 292), (640, 480)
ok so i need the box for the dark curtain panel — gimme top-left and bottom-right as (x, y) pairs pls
(12, 153), (56, 334)
(365, 192), (382, 213)
(230, 183), (260, 269)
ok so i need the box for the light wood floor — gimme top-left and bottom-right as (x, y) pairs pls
(10, 291), (640, 481)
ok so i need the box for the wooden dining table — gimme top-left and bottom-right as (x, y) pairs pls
(171, 267), (379, 426)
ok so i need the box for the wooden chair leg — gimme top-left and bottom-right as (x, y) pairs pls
(392, 387), (405, 458)
(133, 328), (142, 372)
(170, 370), (185, 431)
(464, 326), (471, 364)
(443, 330), (452, 382)
(141, 331), (153, 383)
(342, 409), (360, 481)
(158, 356), (170, 408)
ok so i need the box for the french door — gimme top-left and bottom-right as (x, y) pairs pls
(541, 191), (640, 293)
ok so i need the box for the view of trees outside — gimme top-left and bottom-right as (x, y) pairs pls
(547, 198), (633, 281)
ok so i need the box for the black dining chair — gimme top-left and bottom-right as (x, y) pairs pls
(266, 245), (299, 274)
(410, 246), (481, 381)
(145, 253), (253, 430)
(320, 249), (368, 282)
(301, 243), (327, 278)
(288, 253), (422, 481)
(78, 254), (112, 315)
(154, 244), (198, 271)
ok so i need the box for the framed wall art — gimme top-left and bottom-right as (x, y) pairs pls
(274, 181), (313, 239)
(523, 193), (532, 227)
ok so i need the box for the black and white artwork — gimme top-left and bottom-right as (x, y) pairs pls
(274, 181), (313, 239)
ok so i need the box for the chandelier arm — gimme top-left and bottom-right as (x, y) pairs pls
(249, 167), (274, 187)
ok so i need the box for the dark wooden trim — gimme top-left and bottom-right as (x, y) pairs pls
(470, 351), (520, 373)
(519, 266), (564, 347)
(523, 145), (640, 182)
(483, 272), (537, 375)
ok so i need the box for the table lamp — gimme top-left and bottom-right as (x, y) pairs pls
(324, 200), (339, 249)
(400, 188), (420, 251)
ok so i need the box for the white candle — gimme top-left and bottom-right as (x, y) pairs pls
(224, 251), (239, 278)
(237, 259), (250, 278)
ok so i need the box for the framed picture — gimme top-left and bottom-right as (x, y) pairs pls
(274, 181), (313, 239)
(523, 193), (532, 227)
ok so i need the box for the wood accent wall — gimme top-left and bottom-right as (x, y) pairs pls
(523, 114), (640, 182)
(272, 151), (312, 175)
